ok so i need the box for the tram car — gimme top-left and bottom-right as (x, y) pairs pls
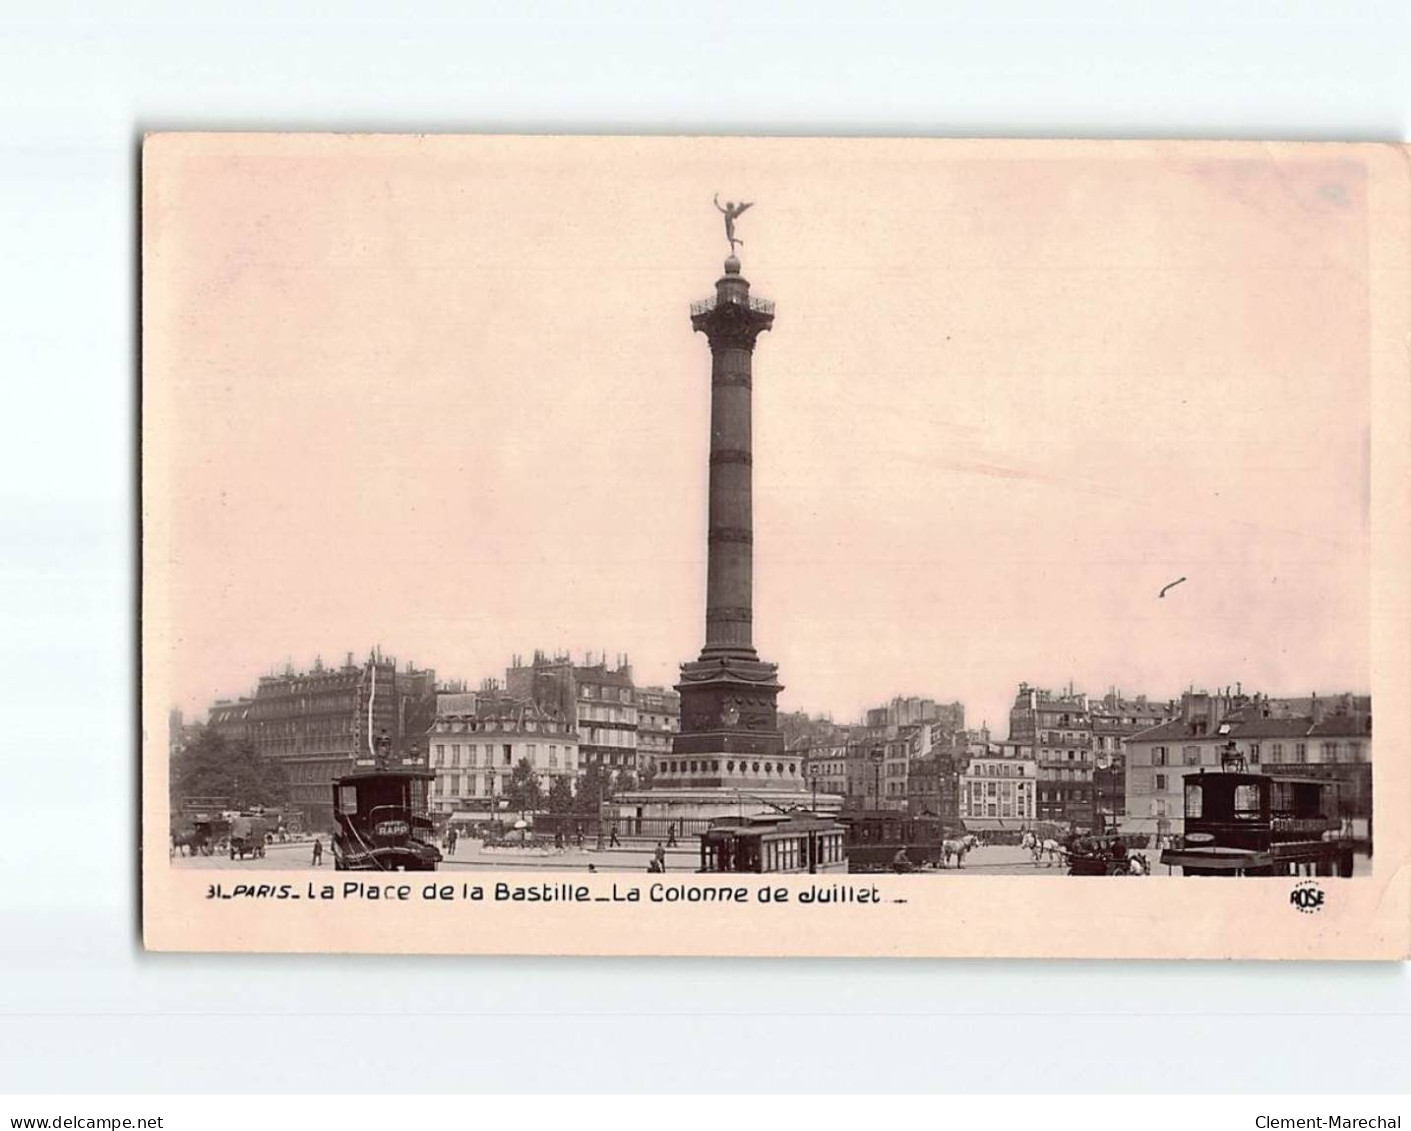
(1160, 771), (1355, 877)
(698, 813), (848, 875)
(837, 812), (948, 872)
(332, 764), (442, 872)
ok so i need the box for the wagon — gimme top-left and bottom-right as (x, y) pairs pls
(1064, 843), (1133, 876)
(228, 815), (269, 860)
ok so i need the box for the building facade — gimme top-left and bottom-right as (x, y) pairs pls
(634, 685), (681, 778)
(843, 738), (885, 809)
(801, 739), (849, 801)
(906, 752), (961, 823)
(506, 651), (639, 779)
(1123, 690), (1372, 836)
(204, 651), (437, 829)
(1088, 691), (1175, 827)
(1008, 684), (1095, 827)
(426, 688), (578, 815)
(959, 749), (1038, 826)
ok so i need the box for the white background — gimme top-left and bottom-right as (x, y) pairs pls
(1, 0), (1408, 1094)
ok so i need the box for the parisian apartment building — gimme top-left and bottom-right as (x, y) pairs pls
(426, 682), (579, 814)
(204, 649), (438, 829)
(1123, 689), (1372, 837)
(959, 743), (1039, 827)
(506, 650), (639, 777)
(634, 685), (681, 778)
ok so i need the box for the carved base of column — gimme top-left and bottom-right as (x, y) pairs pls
(673, 655), (784, 757)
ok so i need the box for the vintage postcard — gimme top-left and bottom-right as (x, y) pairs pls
(141, 134), (1410, 958)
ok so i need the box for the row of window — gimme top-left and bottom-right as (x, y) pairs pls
(433, 742), (574, 769)
(1039, 749), (1091, 762)
(581, 750), (636, 767)
(578, 704), (639, 725)
(1039, 787), (1091, 803)
(969, 762), (1029, 777)
(435, 773), (507, 798)
(251, 689), (359, 712)
(960, 801), (1031, 819)
(967, 780), (1030, 797)
(434, 717), (567, 735)
(763, 833), (844, 871)
(580, 727), (637, 748)
(1040, 731), (1089, 745)
(1035, 712), (1084, 726)
(1039, 766), (1093, 782)
(1148, 741), (1366, 767)
(581, 684), (633, 703)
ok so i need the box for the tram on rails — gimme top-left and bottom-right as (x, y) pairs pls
(1160, 770), (1355, 877)
(836, 811), (949, 872)
(698, 813), (848, 875)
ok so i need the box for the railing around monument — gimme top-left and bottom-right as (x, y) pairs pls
(534, 813), (715, 843)
(690, 294), (775, 318)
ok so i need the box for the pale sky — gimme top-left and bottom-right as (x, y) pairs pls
(144, 136), (1371, 735)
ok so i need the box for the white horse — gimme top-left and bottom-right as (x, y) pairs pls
(1020, 830), (1043, 866)
(1039, 838), (1064, 867)
(941, 838), (971, 868)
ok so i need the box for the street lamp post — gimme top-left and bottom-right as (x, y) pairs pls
(870, 746), (884, 812)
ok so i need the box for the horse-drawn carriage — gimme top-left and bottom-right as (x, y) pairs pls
(171, 814), (228, 856)
(227, 815), (270, 861)
(1062, 834), (1143, 876)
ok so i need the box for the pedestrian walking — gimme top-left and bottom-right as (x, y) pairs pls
(666, 823), (677, 848)
(654, 842), (666, 871)
(609, 823), (620, 848)
(311, 837), (323, 867)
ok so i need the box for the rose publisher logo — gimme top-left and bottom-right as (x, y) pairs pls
(1290, 879), (1325, 914)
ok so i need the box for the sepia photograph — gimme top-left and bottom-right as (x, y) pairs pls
(140, 133), (1409, 958)
(10, 1), (1411, 1113)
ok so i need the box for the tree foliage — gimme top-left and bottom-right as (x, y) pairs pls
(574, 763), (613, 813)
(546, 775), (575, 814)
(173, 725), (289, 811)
(505, 757), (543, 813)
